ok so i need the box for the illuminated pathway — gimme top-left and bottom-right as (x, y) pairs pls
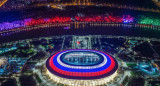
(0, 0), (7, 7)
(152, 0), (160, 7)
(1, 15), (160, 36)
(36, 2), (160, 13)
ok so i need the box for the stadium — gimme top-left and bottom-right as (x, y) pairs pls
(46, 49), (118, 86)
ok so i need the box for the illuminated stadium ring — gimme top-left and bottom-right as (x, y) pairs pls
(46, 49), (118, 80)
(57, 50), (107, 69)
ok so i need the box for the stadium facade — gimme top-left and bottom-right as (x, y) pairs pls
(46, 49), (118, 86)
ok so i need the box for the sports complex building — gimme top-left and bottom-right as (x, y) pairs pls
(46, 49), (118, 86)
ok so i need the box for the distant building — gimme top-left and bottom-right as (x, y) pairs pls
(0, 58), (8, 75)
